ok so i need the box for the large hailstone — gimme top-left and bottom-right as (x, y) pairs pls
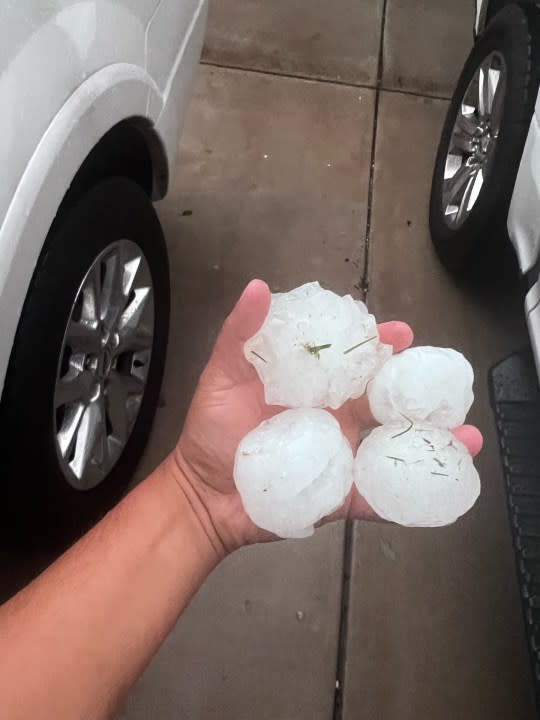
(354, 424), (480, 527)
(367, 346), (474, 428)
(234, 408), (354, 538)
(244, 282), (391, 410)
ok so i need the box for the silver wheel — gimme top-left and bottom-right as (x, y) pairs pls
(443, 51), (507, 228)
(54, 239), (154, 490)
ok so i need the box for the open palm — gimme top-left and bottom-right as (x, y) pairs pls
(176, 280), (482, 551)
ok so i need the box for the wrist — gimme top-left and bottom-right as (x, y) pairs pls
(158, 452), (230, 563)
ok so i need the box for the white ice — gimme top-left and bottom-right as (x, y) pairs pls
(234, 408), (354, 538)
(244, 282), (392, 410)
(367, 346), (474, 428)
(353, 424), (480, 527)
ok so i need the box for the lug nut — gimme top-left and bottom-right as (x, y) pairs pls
(85, 354), (99, 372)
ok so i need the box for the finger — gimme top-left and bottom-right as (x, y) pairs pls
(377, 320), (414, 353)
(223, 279), (271, 345)
(339, 321), (413, 428)
(211, 279), (271, 381)
(452, 424), (483, 457)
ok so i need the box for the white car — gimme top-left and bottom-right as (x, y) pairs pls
(430, 1), (540, 369)
(0, 1), (208, 543)
(430, 0), (540, 693)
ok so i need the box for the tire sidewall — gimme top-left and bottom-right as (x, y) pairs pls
(1, 178), (170, 544)
(430, 4), (534, 268)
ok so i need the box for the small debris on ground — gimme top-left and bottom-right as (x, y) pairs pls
(380, 539), (396, 561)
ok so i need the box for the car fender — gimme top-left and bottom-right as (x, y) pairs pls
(0, 63), (164, 397)
(508, 107), (540, 274)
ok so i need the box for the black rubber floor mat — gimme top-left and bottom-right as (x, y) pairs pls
(490, 349), (540, 710)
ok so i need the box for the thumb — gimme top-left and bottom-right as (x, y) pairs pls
(212, 280), (271, 379)
(223, 279), (271, 344)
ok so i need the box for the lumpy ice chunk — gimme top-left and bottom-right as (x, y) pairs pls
(234, 408), (354, 538)
(244, 282), (392, 410)
(367, 346), (474, 428)
(354, 424), (480, 527)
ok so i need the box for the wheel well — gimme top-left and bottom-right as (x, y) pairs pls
(486, 0), (538, 26)
(58, 118), (168, 217)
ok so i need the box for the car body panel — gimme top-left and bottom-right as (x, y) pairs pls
(525, 280), (540, 376)
(475, 0), (488, 35)
(508, 111), (540, 274)
(515, 96), (540, 379)
(0, 1), (207, 397)
(0, 1), (152, 233)
(146, 0), (201, 89)
(151, 0), (208, 167)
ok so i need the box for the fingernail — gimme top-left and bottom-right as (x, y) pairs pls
(240, 281), (255, 301)
(240, 279), (263, 302)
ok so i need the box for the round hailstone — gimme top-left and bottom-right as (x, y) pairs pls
(353, 424), (480, 527)
(234, 408), (354, 538)
(244, 282), (392, 410)
(367, 346), (474, 428)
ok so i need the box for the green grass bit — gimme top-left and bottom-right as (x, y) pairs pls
(250, 350), (268, 363)
(343, 336), (377, 354)
(305, 343), (332, 359)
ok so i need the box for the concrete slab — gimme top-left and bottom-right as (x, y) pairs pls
(202, 0), (383, 86)
(383, 0), (473, 97)
(123, 65), (376, 719)
(119, 526), (343, 720)
(342, 91), (536, 719)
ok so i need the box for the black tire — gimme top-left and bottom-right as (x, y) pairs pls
(430, 4), (540, 272)
(0, 178), (170, 547)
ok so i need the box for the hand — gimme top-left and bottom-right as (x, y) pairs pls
(171, 280), (483, 553)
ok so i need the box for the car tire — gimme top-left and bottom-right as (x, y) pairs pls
(0, 177), (170, 547)
(429, 4), (540, 272)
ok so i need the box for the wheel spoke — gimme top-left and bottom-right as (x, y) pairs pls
(106, 373), (130, 444)
(131, 348), (151, 383)
(70, 401), (105, 481)
(442, 162), (475, 208)
(55, 370), (94, 407)
(90, 395), (110, 472)
(452, 112), (479, 153)
(80, 264), (102, 323)
(117, 325), (153, 354)
(478, 56), (501, 118)
(490, 72), (505, 134)
(102, 246), (130, 330)
(122, 255), (143, 300)
(102, 248), (146, 332)
(452, 132), (475, 154)
(100, 252), (121, 326)
(455, 173), (476, 223)
(121, 370), (145, 395)
(118, 287), (152, 338)
(56, 402), (86, 458)
(456, 111), (479, 138)
(478, 57), (490, 116)
(65, 319), (101, 355)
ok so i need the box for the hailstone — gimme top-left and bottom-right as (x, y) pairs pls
(354, 424), (480, 527)
(244, 281), (391, 410)
(367, 346), (474, 428)
(234, 408), (354, 538)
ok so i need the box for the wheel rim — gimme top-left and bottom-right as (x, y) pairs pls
(54, 239), (155, 490)
(442, 51), (507, 228)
